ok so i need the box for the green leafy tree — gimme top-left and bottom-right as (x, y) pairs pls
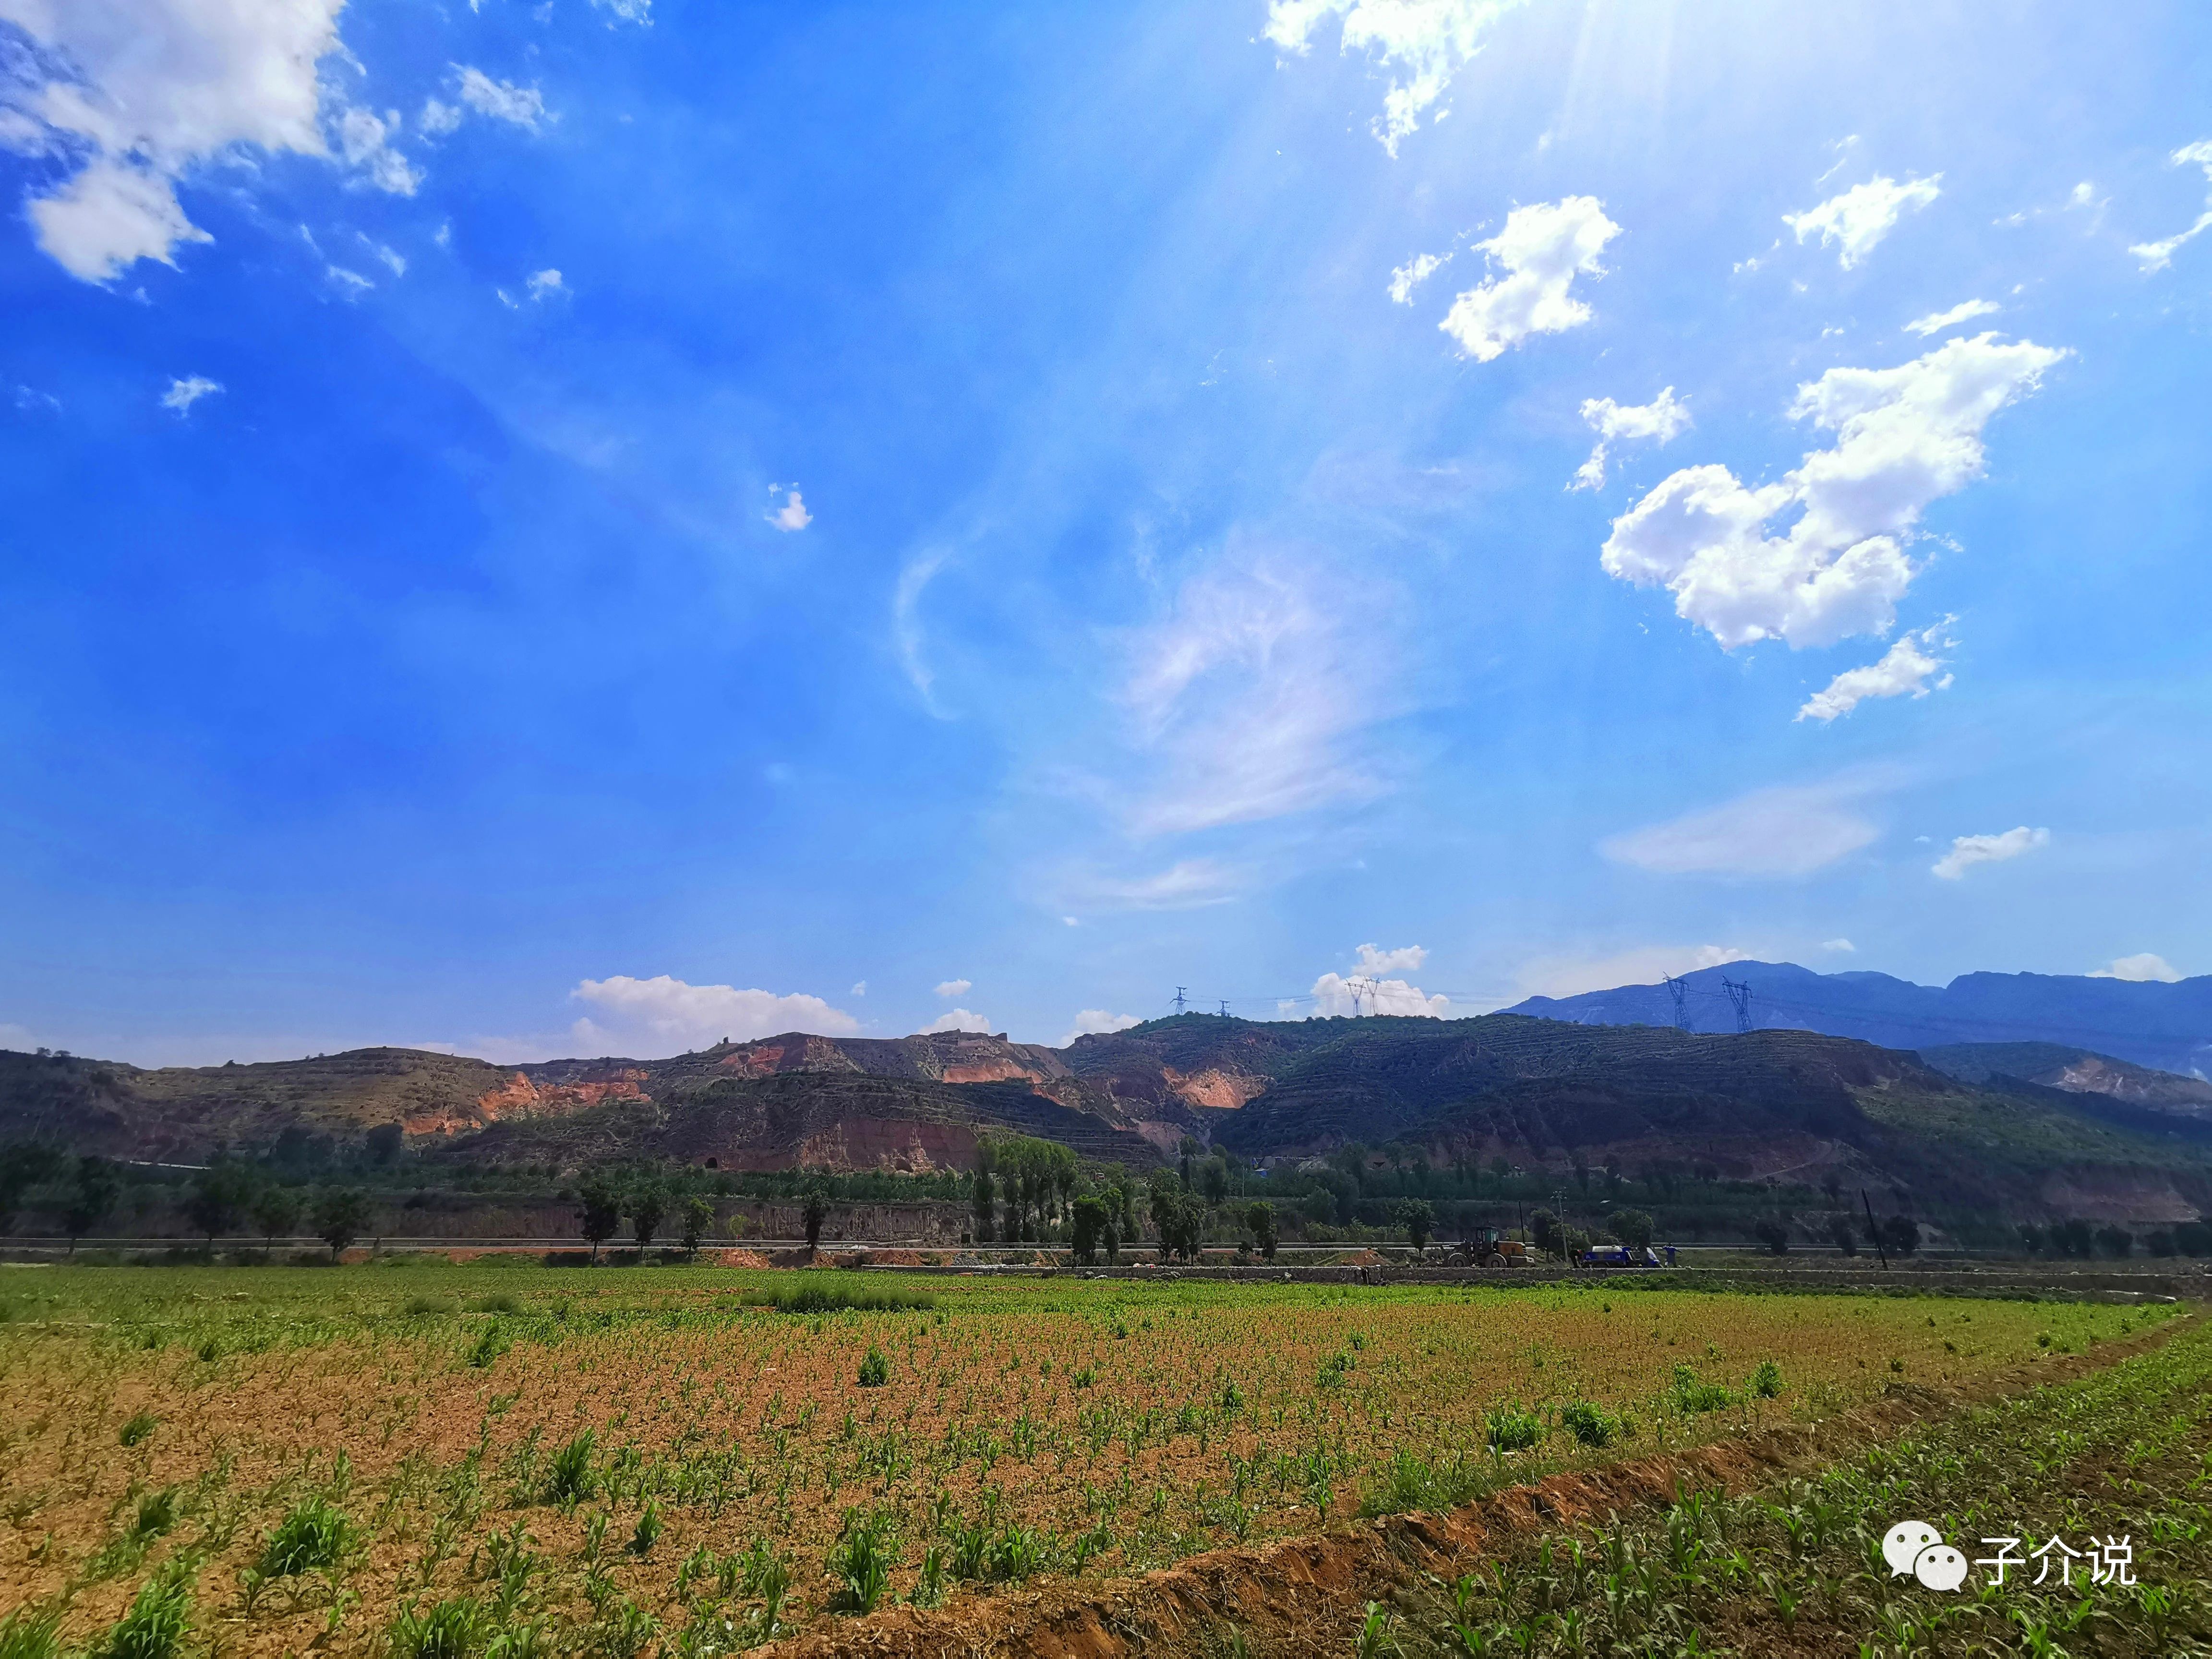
(801, 1184), (830, 1254)
(576, 1171), (623, 1264)
(628, 1174), (666, 1252)
(362, 1122), (404, 1166)
(679, 1193), (715, 1258)
(1394, 1197), (1435, 1249)
(1070, 1193), (1110, 1265)
(969, 1162), (996, 1243)
(1245, 1199), (1278, 1262)
(1200, 1156), (1231, 1206)
(1529, 1207), (1562, 1258)
(251, 1183), (303, 1253)
(0, 1141), (67, 1234)
(1753, 1218), (1791, 1256)
(1145, 1169), (1204, 1261)
(1830, 1215), (1859, 1256)
(312, 1188), (372, 1261)
(1607, 1208), (1655, 1250)
(62, 1154), (122, 1252)
(185, 1163), (254, 1246)
(1879, 1215), (1922, 1257)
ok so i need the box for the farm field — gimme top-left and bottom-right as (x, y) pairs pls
(0, 1262), (2183, 1658)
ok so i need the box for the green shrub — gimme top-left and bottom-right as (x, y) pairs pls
(118, 1412), (157, 1448)
(1670, 1364), (1733, 1414)
(92, 1563), (193, 1659)
(1560, 1401), (1620, 1447)
(404, 1295), (458, 1317)
(256, 1497), (353, 1577)
(857, 1346), (890, 1388)
(1750, 1359), (1784, 1399)
(472, 1292), (522, 1314)
(1486, 1403), (1544, 1452)
(767, 1279), (935, 1315)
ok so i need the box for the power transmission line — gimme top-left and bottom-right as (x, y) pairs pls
(1171, 986), (1189, 1015)
(1663, 974), (1691, 1032)
(1721, 976), (1754, 1034)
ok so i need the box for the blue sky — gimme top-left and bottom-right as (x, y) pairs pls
(2, 0), (2207, 1065)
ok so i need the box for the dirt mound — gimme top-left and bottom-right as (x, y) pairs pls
(714, 1249), (775, 1268)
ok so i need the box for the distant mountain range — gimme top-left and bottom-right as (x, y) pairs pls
(1504, 961), (2212, 1080)
(10, 1006), (2212, 1222)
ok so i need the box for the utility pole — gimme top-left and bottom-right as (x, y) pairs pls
(1862, 1188), (1889, 1270)
(1722, 976), (1754, 1034)
(1663, 974), (1691, 1031)
(1172, 986), (1189, 1015)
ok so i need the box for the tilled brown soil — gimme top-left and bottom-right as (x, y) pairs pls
(762, 1319), (2192, 1659)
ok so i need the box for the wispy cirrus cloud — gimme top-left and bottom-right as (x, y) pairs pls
(1115, 549), (1408, 837)
(1266, 0), (1532, 156)
(1601, 775), (1893, 878)
(2130, 141), (2212, 271)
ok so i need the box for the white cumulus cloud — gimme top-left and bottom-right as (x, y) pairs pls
(526, 268), (563, 300)
(1820, 938), (1857, 953)
(2091, 953), (2182, 983)
(1570, 386), (1690, 492)
(1784, 174), (1942, 269)
(1438, 197), (1620, 362)
(933, 979), (972, 999)
(1059, 1010), (1143, 1045)
(1309, 972), (1448, 1018)
(1796, 618), (1955, 722)
(767, 488), (812, 531)
(160, 373), (222, 413)
(1388, 250), (1448, 304)
(1905, 299), (1998, 337)
(1600, 333), (2067, 651)
(1930, 826), (2048, 880)
(849, 980), (867, 997)
(1602, 778), (1886, 878)
(917, 1008), (991, 1035)
(2130, 140), (2212, 272)
(569, 974), (860, 1053)
(1265, 0), (1530, 156)
(0, 0), (349, 280)
(1353, 943), (1428, 974)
